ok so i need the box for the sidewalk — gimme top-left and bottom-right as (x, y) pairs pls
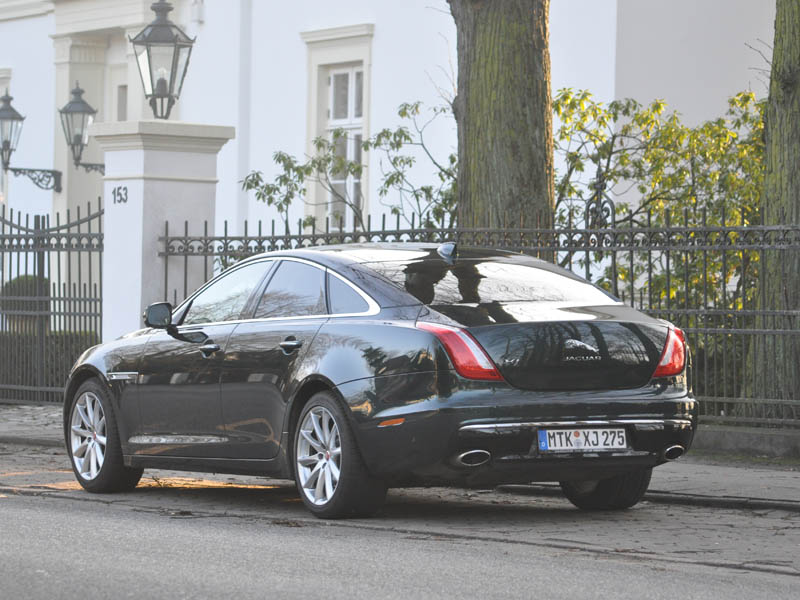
(1, 402), (798, 511)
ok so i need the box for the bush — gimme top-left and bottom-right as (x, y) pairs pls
(0, 331), (99, 400)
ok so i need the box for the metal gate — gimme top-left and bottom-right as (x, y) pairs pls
(0, 203), (103, 403)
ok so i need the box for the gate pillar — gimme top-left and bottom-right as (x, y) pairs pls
(91, 121), (235, 342)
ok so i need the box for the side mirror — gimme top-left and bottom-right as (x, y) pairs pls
(144, 302), (173, 329)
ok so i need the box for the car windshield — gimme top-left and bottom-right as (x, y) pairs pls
(362, 257), (619, 306)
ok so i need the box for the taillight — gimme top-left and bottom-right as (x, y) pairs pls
(417, 322), (503, 381)
(652, 327), (686, 378)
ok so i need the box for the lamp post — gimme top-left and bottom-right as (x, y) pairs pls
(130, 0), (195, 120)
(0, 89), (62, 193)
(59, 82), (104, 175)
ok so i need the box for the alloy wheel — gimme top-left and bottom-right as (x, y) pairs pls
(296, 406), (342, 505)
(70, 391), (107, 480)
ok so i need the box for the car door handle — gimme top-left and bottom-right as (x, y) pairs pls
(279, 337), (304, 353)
(199, 343), (221, 357)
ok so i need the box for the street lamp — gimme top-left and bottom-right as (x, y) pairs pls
(130, 0), (195, 120)
(0, 89), (23, 169)
(0, 89), (62, 193)
(59, 82), (104, 175)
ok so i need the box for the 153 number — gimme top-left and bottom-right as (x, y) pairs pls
(112, 186), (128, 205)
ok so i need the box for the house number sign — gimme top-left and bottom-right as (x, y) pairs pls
(112, 186), (129, 204)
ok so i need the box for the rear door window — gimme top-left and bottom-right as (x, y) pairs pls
(255, 261), (327, 319)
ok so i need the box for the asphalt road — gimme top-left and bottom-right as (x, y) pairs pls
(1, 443), (798, 599)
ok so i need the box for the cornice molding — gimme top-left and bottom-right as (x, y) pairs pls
(91, 120), (236, 154)
(52, 35), (107, 65)
(52, 0), (161, 37)
(300, 23), (374, 45)
(0, 1), (53, 22)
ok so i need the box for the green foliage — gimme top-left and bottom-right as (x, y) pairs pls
(242, 102), (457, 231)
(366, 102), (458, 228)
(0, 331), (98, 394)
(243, 89), (766, 312)
(553, 88), (765, 308)
(553, 88), (764, 226)
(242, 129), (367, 231)
(0, 275), (50, 313)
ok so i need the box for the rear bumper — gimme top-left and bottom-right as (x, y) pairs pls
(338, 372), (697, 486)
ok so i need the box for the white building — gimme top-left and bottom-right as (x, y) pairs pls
(0, 0), (774, 232)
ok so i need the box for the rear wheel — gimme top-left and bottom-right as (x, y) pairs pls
(66, 379), (143, 493)
(293, 391), (386, 519)
(560, 467), (652, 510)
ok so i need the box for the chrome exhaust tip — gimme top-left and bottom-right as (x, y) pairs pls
(457, 449), (491, 467)
(663, 445), (685, 461)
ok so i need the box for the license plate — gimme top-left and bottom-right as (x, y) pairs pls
(537, 428), (627, 453)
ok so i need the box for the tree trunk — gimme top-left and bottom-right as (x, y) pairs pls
(762, 0), (800, 400)
(448, 0), (554, 231)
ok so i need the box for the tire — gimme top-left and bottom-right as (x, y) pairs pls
(293, 391), (387, 519)
(65, 379), (143, 493)
(560, 467), (652, 510)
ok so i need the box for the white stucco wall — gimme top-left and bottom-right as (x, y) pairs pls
(178, 0), (459, 233)
(0, 0), (774, 229)
(177, 0), (620, 232)
(0, 9), (55, 216)
(615, 0), (775, 125)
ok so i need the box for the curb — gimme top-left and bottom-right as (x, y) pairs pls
(497, 484), (800, 513)
(693, 424), (800, 459)
(0, 435), (63, 448)
(4, 434), (799, 513)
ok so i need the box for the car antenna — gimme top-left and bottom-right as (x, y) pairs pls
(437, 241), (457, 264)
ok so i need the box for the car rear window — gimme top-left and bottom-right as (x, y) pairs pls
(365, 259), (618, 306)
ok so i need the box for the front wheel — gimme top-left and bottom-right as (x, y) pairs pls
(66, 379), (143, 493)
(293, 391), (386, 519)
(560, 467), (652, 510)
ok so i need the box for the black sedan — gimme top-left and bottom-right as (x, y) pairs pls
(63, 243), (695, 518)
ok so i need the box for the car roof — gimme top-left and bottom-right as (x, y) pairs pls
(235, 243), (606, 309)
(240, 242), (529, 269)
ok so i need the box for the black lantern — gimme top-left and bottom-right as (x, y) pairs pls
(0, 89), (24, 170)
(0, 88), (61, 192)
(130, 0), (195, 120)
(59, 83), (104, 175)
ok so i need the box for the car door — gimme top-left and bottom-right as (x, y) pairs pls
(219, 259), (329, 459)
(134, 259), (275, 458)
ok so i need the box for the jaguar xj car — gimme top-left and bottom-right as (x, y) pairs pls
(63, 243), (696, 518)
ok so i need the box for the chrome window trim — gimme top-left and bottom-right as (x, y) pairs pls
(460, 419), (693, 434)
(167, 255), (381, 329)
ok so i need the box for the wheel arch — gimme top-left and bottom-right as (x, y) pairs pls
(283, 375), (359, 479)
(63, 365), (108, 427)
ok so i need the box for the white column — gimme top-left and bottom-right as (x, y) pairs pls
(91, 121), (235, 342)
(0, 68), (9, 207)
(52, 35), (107, 216)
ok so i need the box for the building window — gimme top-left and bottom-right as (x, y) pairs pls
(117, 85), (128, 121)
(300, 24), (373, 231)
(327, 66), (363, 228)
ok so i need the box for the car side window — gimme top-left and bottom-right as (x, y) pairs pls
(254, 261), (326, 319)
(182, 260), (273, 325)
(328, 273), (369, 314)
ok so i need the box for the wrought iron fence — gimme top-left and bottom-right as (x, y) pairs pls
(0, 203), (103, 403)
(160, 198), (800, 429)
